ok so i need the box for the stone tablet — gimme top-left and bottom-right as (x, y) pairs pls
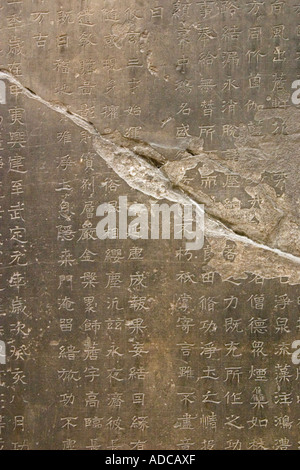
(0, 0), (300, 451)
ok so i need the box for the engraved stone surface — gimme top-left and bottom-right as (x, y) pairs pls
(0, 0), (300, 451)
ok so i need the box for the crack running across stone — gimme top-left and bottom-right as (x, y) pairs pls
(1, 69), (300, 268)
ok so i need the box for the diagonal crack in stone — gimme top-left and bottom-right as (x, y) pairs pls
(1, 69), (300, 268)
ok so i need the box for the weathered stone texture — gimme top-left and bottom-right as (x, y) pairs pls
(0, 0), (300, 450)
